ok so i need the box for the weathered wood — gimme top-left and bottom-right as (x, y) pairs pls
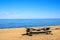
(25, 27), (52, 36)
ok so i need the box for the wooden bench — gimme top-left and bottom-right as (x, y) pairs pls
(25, 27), (52, 36)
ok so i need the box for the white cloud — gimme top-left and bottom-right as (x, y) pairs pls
(0, 12), (19, 19)
(0, 12), (17, 16)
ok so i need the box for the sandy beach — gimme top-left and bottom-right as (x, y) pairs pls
(0, 26), (60, 40)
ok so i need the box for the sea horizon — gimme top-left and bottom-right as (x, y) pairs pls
(0, 18), (60, 28)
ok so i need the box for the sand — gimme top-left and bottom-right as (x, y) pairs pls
(0, 26), (60, 40)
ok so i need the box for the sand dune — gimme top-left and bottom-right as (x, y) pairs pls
(0, 26), (60, 40)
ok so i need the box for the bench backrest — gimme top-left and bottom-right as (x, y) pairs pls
(26, 27), (50, 32)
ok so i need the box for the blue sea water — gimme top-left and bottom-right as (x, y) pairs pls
(0, 19), (60, 28)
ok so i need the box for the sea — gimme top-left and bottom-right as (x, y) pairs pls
(0, 19), (60, 28)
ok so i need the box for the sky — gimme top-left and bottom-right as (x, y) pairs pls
(0, 0), (60, 19)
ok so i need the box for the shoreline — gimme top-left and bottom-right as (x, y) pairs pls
(0, 25), (60, 29)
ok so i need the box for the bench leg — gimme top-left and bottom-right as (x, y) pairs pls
(28, 32), (32, 36)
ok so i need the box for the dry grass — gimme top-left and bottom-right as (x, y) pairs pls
(0, 26), (60, 40)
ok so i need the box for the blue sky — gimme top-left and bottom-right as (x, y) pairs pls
(0, 0), (60, 19)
